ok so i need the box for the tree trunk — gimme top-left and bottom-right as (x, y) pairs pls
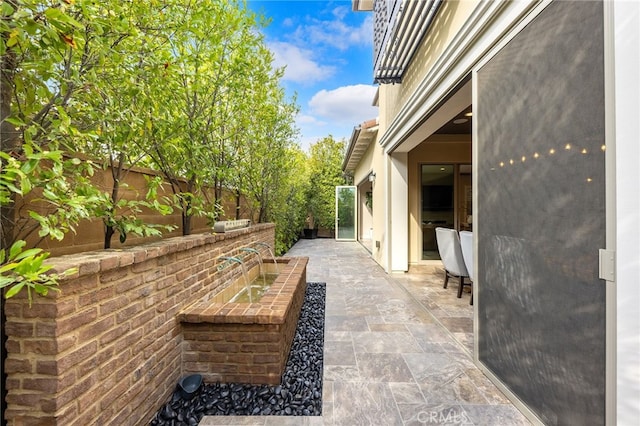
(1, 3), (20, 251)
(235, 190), (241, 220)
(182, 211), (191, 236)
(104, 158), (123, 249)
(1, 4), (20, 424)
(104, 224), (115, 249)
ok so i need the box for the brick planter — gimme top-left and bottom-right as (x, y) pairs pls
(3, 224), (279, 426)
(179, 257), (308, 385)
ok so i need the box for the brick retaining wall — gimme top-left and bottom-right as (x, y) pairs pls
(3, 224), (275, 426)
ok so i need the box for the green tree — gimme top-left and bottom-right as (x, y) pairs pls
(148, 0), (270, 234)
(1, 0), (176, 252)
(271, 146), (310, 255)
(306, 136), (348, 231)
(68, 0), (177, 247)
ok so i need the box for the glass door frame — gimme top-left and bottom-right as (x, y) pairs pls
(419, 163), (471, 261)
(335, 186), (357, 241)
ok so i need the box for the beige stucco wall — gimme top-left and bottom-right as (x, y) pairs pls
(355, 1), (478, 271)
(407, 135), (471, 264)
(351, 134), (388, 269)
(381, 0), (478, 128)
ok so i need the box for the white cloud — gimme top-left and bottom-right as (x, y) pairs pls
(291, 14), (373, 51)
(297, 114), (326, 126)
(308, 84), (378, 124)
(282, 17), (294, 28)
(268, 41), (336, 84)
(332, 5), (349, 20)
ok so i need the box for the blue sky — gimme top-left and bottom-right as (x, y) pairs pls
(247, 0), (378, 151)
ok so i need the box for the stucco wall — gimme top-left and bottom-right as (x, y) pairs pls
(379, 0), (478, 130)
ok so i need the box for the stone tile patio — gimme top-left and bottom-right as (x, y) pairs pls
(199, 239), (531, 425)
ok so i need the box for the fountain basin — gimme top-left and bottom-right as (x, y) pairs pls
(211, 261), (282, 304)
(178, 256), (308, 385)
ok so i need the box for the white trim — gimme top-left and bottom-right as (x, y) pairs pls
(603, 2), (617, 425)
(472, 62), (479, 364)
(388, 152), (409, 272)
(379, 0), (538, 153)
(612, 1), (640, 424)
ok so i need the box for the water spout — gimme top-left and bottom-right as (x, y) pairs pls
(254, 242), (277, 267)
(217, 256), (243, 271)
(217, 256), (251, 302)
(240, 247), (264, 281)
(239, 247), (259, 255)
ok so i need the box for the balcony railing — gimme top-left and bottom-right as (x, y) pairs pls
(373, 0), (442, 84)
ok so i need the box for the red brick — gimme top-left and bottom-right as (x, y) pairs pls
(130, 308), (154, 330)
(36, 360), (59, 376)
(115, 352), (144, 382)
(62, 274), (98, 295)
(99, 294), (128, 315)
(99, 322), (131, 346)
(58, 341), (98, 370)
(68, 405), (99, 426)
(157, 252), (176, 266)
(100, 378), (130, 409)
(77, 258), (100, 275)
(4, 410), (56, 426)
(114, 274), (143, 294)
(118, 251), (135, 267)
(54, 299), (77, 316)
(76, 383), (104, 413)
(78, 314), (115, 341)
(56, 375), (98, 406)
(115, 302), (143, 324)
(253, 354), (279, 364)
(3, 300), (22, 317)
(57, 307), (98, 335)
(5, 358), (33, 374)
(132, 258), (157, 273)
(99, 255), (120, 271)
(23, 377), (59, 393)
(23, 339), (57, 355)
(5, 391), (46, 407)
(5, 321), (34, 337)
(79, 286), (115, 306)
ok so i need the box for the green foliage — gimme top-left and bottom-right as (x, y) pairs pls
(0, 240), (76, 306)
(91, 178), (176, 245)
(306, 136), (348, 230)
(0, 143), (99, 300)
(1, 0), (303, 299)
(1, 145), (102, 242)
(271, 147), (311, 255)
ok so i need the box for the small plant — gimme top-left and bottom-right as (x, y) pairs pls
(0, 240), (76, 306)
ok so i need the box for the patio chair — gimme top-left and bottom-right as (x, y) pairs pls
(435, 227), (471, 300)
(459, 231), (474, 305)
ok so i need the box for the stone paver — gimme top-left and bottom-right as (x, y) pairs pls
(200, 239), (531, 425)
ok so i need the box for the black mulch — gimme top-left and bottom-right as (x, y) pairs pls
(150, 282), (326, 425)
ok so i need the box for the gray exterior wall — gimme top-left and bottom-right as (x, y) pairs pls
(476, 2), (606, 424)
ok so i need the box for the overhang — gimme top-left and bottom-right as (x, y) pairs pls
(342, 118), (379, 172)
(352, 0), (374, 12)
